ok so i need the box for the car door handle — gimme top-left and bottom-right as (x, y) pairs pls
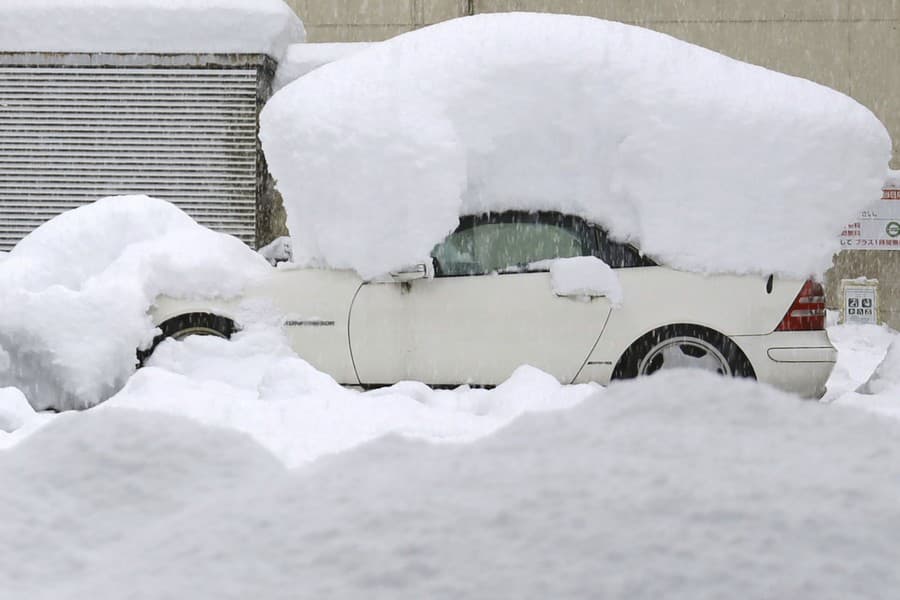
(555, 291), (605, 300)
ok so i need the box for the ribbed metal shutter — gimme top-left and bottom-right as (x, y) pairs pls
(0, 66), (259, 251)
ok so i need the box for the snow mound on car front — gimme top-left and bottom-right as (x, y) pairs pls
(0, 196), (271, 411)
(261, 12), (891, 280)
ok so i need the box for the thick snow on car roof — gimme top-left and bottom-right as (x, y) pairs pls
(261, 12), (892, 280)
(0, 0), (305, 59)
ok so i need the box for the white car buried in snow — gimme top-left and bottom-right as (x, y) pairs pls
(145, 211), (836, 398)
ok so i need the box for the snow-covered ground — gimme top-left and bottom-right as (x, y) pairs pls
(2, 331), (900, 598)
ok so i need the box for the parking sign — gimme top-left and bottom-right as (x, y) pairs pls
(841, 279), (879, 325)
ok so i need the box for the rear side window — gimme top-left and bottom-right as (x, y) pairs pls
(594, 229), (657, 268)
(432, 212), (595, 277)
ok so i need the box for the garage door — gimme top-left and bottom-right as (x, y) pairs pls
(0, 66), (259, 251)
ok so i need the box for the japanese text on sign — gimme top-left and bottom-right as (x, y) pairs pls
(840, 187), (900, 250)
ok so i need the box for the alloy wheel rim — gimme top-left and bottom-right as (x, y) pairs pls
(172, 327), (227, 341)
(638, 336), (731, 376)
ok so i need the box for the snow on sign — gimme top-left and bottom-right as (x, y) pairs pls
(840, 186), (900, 250)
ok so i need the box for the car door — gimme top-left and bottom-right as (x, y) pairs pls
(349, 212), (614, 386)
(250, 267), (364, 384)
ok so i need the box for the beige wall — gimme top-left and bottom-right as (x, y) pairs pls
(290, 0), (899, 168)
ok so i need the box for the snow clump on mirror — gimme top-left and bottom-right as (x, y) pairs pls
(0, 196), (271, 411)
(0, 0), (304, 59)
(261, 12), (892, 280)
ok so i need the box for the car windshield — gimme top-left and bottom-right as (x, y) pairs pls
(432, 215), (591, 276)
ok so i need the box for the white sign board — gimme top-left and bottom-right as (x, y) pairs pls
(841, 280), (878, 325)
(840, 188), (900, 250)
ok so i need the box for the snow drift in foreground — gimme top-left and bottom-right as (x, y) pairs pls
(4, 372), (900, 599)
(0, 0), (304, 58)
(106, 324), (596, 467)
(0, 196), (270, 411)
(261, 13), (891, 280)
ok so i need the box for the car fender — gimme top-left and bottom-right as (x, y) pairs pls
(573, 267), (805, 384)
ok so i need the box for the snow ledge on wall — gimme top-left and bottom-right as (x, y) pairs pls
(0, 0), (305, 60)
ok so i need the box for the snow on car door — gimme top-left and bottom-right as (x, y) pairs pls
(349, 271), (612, 385)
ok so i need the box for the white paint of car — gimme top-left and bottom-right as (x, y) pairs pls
(150, 262), (836, 398)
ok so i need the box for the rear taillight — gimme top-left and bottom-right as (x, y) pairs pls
(776, 280), (826, 331)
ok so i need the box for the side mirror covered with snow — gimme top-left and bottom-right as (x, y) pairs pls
(258, 236), (293, 266)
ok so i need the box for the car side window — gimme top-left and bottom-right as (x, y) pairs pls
(593, 227), (656, 268)
(432, 213), (593, 277)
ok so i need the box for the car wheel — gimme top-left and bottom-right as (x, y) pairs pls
(612, 324), (755, 380)
(137, 312), (236, 366)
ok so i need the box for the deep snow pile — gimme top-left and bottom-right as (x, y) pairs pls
(821, 322), (897, 402)
(0, 387), (34, 434)
(859, 339), (900, 394)
(0, 387), (51, 450)
(4, 372), (900, 599)
(830, 324), (900, 420)
(105, 324), (596, 467)
(0, 196), (271, 411)
(0, 0), (304, 58)
(261, 13), (891, 280)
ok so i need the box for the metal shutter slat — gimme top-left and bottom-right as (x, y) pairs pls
(0, 65), (259, 250)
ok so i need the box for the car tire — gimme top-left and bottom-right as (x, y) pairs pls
(611, 324), (755, 380)
(137, 312), (236, 366)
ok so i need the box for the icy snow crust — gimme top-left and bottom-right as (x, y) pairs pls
(0, 0), (305, 58)
(261, 13), (891, 280)
(0, 196), (271, 411)
(4, 372), (900, 599)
